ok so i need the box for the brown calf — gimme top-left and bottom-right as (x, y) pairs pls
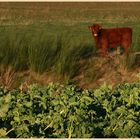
(88, 24), (132, 56)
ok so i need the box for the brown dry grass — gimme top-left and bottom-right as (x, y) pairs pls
(0, 54), (139, 89)
(15, 54), (139, 89)
(0, 2), (140, 25)
(0, 65), (16, 89)
(74, 55), (140, 89)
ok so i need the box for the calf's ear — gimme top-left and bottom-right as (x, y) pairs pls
(88, 26), (92, 30)
(99, 25), (102, 30)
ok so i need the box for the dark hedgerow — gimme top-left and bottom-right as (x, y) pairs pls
(0, 81), (140, 138)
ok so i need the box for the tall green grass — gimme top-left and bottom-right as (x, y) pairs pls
(0, 25), (95, 80)
(0, 21), (139, 83)
(0, 22), (139, 74)
(0, 27), (29, 70)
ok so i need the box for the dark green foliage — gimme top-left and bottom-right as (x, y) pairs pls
(0, 80), (140, 138)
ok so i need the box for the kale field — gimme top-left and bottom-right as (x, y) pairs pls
(0, 78), (140, 138)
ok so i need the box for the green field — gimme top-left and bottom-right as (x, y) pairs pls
(0, 2), (140, 88)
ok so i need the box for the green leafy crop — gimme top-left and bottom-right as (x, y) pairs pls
(0, 81), (140, 138)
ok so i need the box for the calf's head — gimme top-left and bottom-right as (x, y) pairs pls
(88, 24), (102, 37)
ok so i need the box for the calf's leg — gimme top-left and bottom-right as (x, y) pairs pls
(100, 39), (108, 57)
(122, 42), (130, 54)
